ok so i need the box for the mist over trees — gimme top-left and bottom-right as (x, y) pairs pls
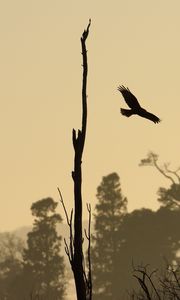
(91, 166), (180, 299)
(0, 198), (66, 300)
(0, 233), (24, 299)
(0, 160), (179, 299)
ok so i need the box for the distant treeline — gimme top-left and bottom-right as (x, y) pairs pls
(0, 156), (180, 299)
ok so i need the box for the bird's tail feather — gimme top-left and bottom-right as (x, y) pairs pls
(120, 108), (133, 117)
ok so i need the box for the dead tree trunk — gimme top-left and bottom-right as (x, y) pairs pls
(58, 19), (91, 300)
(71, 20), (91, 300)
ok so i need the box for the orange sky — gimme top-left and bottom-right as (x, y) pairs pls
(0, 0), (180, 230)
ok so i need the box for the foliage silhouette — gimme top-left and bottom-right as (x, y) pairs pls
(91, 172), (127, 300)
(91, 171), (180, 299)
(117, 207), (180, 298)
(22, 197), (66, 299)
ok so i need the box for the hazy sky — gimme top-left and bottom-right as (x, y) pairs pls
(0, 0), (180, 231)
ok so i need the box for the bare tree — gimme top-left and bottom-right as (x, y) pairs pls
(58, 20), (92, 300)
(139, 152), (180, 209)
(139, 152), (180, 185)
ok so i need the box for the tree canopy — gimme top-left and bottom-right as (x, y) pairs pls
(91, 173), (127, 299)
(23, 197), (66, 299)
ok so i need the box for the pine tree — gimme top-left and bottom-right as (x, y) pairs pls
(23, 197), (66, 299)
(91, 173), (127, 300)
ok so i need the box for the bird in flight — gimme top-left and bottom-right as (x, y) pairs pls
(118, 85), (160, 124)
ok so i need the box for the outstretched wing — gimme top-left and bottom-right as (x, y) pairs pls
(118, 85), (141, 109)
(141, 110), (161, 124)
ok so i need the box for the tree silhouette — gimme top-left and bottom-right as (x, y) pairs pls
(91, 172), (127, 299)
(91, 174), (180, 299)
(0, 233), (24, 300)
(58, 20), (92, 300)
(23, 197), (66, 299)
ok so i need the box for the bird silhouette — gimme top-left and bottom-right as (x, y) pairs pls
(118, 85), (160, 124)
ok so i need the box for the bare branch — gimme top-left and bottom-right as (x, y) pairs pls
(133, 266), (161, 300)
(153, 159), (175, 185)
(57, 187), (71, 225)
(64, 238), (70, 258)
(133, 274), (152, 300)
(57, 188), (74, 265)
(164, 164), (180, 184)
(140, 152), (176, 184)
(85, 203), (92, 299)
(172, 269), (180, 289)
